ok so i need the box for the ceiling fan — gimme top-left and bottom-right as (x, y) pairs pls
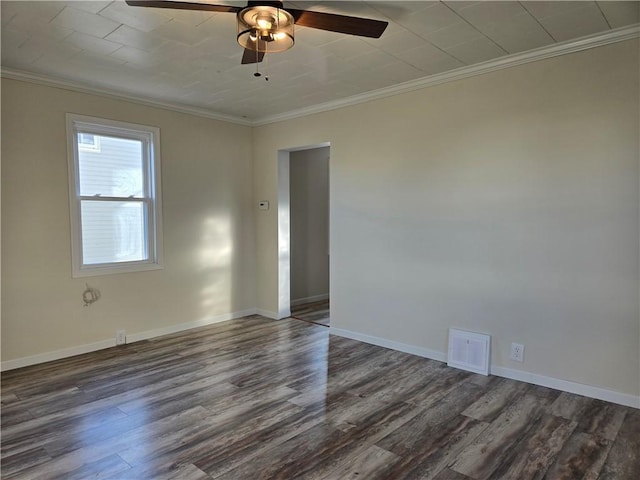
(125, 1), (389, 65)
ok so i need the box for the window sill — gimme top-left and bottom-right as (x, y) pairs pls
(72, 261), (164, 278)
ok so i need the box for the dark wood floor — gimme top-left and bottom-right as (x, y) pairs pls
(291, 300), (330, 327)
(1, 316), (638, 479)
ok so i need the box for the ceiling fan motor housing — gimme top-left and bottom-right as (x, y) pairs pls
(237, 1), (294, 53)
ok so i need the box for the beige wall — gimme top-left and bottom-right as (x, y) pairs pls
(2, 39), (638, 401)
(253, 40), (640, 397)
(290, 147), (330, 303)
(1, 79), (255, 362)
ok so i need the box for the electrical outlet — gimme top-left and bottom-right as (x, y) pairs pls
(116, 330), (126, 346)
(510, 342), (524, 362)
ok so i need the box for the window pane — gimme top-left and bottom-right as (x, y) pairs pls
(78, 135), (143, 197)
(78, 133), (100, 152)
(81, 201), (147, 264)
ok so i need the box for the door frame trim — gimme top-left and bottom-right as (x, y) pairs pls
(277, 142), (331, 319)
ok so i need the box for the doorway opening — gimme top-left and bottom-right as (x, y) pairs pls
(277, 143), (330, 327)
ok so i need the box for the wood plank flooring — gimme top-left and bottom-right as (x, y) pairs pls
(1, 315), (638, 479)
(291, 301), (330, 327)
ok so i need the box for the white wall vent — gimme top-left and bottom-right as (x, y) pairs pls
(447, 328), (491, 376)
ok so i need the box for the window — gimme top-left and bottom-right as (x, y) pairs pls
(67, 114), (163, 277)
(77, 133), (100, 152)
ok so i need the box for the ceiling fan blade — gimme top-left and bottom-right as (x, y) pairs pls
(241, 48), (265, 64)
(241, 36), (267, 64)
(125, 1), (241, 13)
(287, 9), (388, 38)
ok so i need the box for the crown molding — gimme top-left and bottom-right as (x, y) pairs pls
(0, 68), (253, 127)
(2, 24), (637, 128)
(253, 23), (640, 126)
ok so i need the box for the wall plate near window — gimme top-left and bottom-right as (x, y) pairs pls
(66, 114), (164, 277)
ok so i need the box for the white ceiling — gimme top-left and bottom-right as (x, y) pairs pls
(2, 1), (639, 123)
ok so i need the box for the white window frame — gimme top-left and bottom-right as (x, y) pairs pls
(66, 113), (164, 277)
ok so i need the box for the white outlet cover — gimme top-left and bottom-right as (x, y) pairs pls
(510, 343), (524, 362)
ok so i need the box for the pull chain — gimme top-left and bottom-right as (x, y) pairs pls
(254, 37), (262, 77)
(264, 50), (269, 81)
(251, 38), (269, 81)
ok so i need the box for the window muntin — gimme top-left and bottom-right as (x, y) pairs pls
(67, 114), (163, 277)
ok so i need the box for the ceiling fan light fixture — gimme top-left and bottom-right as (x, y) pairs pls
(237, 5), (294, 53)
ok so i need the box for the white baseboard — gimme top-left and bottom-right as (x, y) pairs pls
(290, 294), (329, 307)
(329, 327), (640, 409)
(1, 308), (259, 372)
(329, 327), (447, 363)
(1, 339), (116, 372)
(490, 366), (640, 409)
(256, 309), (281, 319)
(125, 308), (258, 343)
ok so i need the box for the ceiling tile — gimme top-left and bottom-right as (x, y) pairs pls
(325, 79), (363, 97)
(1, 50), (40, 70)
(520, 1), (592, 19)
(3, 3), (72, 40)
(295, 26), (346, 47)
(423, 22), (485, 50)
(2, 12), (16, 29)
(304, 53), (354, 79)
(532, 3), (610, 42)
(368, 1), (437, 21)
(475, 12), (555, 54)
(99, 2), (172, 33)
(4, 14), (73, 41)
(63, 31), (123, 55)
(393, 41), (460, 71)
(1, 1), (66, 25)
(444, 36), (506, 64)
(156, 8), (220, 28)
(408, 54), (464, 75)
(19, 35), (82, 63)
(1, 30), (42, 65)
(286, 43), (331, 67)
(368, 59), (425, 83)
(443, 2), (483, 14)
(145, 43), (192, 66)
(377, 28), (431, 56)
(29, 54), (85, 78)
(351, 73), (398, 92)
(318, 36), (378, 60)
(1, 28), (30, 51)
(104, 25), (168, 52)
(70, 50), (129, 69)
(50, 5), (122, 38)
(150, 19), (215, 46)
(597, 1), (640, 28)
(299, 1), (390, 20)
(345, 49), (401, 70)
(395, 2), (465, 36)
(196, 9), (238, 38)
(451, 1), (528, 26)
(69, 1), (112, 15)
(110, 46), (163, 68)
